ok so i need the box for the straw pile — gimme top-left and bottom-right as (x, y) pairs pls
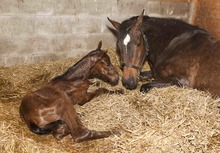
(0, 49), (219, 153)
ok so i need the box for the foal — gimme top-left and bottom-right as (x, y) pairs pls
(20, 41), (122, 142)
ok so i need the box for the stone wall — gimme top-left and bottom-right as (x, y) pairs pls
(0, 0), (192, 66)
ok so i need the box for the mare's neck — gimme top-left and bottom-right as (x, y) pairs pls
(142, 17), (202, 61)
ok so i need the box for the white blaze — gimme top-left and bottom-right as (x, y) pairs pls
(123, 34), (131, 46)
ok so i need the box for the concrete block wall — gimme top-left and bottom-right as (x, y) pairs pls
(0, 0), (192, 66)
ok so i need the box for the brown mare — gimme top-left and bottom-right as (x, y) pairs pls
(108, 10), (220, 97)
(20, 41), (122, 142)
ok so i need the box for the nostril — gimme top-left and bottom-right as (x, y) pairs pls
(122, 77), (137, 90)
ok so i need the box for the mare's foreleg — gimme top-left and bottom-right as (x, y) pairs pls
(139, 70), (153, 81)
(140, 78), (183, 93)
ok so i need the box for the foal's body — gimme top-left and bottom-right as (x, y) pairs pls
(20, 42), (122, 142)
(108, 10), (220, 97)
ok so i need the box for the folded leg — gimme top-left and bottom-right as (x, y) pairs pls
(140, 78), (183, 93)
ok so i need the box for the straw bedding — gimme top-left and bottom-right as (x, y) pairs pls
(0, 49), (219, 153)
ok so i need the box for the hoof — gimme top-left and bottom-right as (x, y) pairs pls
(140, 84), (151, 93)
(111, 130), (121, 136)
(115, 89), (124, 94)
(109, 89), (124, 94)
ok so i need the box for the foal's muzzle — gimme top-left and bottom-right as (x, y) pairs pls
(109, 75), (119, 86)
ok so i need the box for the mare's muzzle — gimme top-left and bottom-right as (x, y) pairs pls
(122, 66), (139, 90)
(122, 76), (138, 90)
(120, 27), (149, 90)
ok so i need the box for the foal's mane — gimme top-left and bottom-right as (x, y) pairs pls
(52, 50), (103, 82)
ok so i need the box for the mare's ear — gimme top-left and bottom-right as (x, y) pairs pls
(133, 9), (145, 29)
(96, 41), (102, 50)
(107, 26), (119, 38)
(107, 17), (121, 30)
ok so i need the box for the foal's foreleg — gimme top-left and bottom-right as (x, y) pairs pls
(78, 88), (123, 106)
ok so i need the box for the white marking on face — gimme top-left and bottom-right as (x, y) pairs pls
(123, 34), (130, 46)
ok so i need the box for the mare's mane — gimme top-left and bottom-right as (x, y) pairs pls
(119, 15), (206, 34)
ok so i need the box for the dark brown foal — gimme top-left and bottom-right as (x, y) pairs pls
(20, 41), (122, 142)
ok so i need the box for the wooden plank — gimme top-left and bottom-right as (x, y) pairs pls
(192, 0), (220, 39)
(207, 30), (220, 39)
(214, 32), (220, 39)
(162, 0), (191, 2)
(195, 18), (220, 32)
(197, 0), (220, 7)
(196, 6), (220, 19)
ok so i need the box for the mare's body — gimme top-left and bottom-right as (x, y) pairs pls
(108, 10), (220, 97)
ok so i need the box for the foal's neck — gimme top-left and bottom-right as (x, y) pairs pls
(67, 58), (94, 79)
(52, 56), (97, 82)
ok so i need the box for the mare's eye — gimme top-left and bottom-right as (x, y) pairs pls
(117, 44), (123, 51)
(137, 41), (141, 47)
(136, 36), (142, 46)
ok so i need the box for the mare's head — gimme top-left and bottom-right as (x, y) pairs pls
(89, 41), (119, 86)
(108, 10), (149, 89)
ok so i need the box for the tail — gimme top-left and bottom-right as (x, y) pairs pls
(29, 120), (64, 135)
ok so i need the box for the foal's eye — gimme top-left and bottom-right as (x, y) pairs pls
(106, 62), (110, 67)
(101, 61), (110, 67)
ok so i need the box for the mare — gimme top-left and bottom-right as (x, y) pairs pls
(20, 41), (122, 142)
(108, 10), (220, 97)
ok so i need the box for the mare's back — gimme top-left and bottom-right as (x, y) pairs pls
(142, 16), (206, 58)
(194, 35), (220, 94)
(156, 26), (220, 95)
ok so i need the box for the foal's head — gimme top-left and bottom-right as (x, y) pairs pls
(108, 10), (149, 89)
(89, 41), (119, 86)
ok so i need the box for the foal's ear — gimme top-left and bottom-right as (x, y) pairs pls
(107, 17), (121, 30)
(100, 50), (107, 58)
(96, 41), (102, 50)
